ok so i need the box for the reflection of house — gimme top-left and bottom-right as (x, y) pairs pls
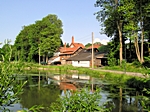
(49, 36), (85, 65)
(50, 74), (96, 92)
(60, 82), (77, 91)
(71, 74), (91, 80)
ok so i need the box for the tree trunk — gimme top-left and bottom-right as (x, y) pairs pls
(134, 33), (141, 63)
(140, 0), (144, 64)
(114, 0), (123, 66)
(140, 22), (144, 63)
(46, 55), (48, 63)
(117, 21), (123, 66)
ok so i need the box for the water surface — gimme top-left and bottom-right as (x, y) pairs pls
(7, 71), (144, 112)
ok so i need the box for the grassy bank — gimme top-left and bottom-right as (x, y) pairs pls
(24, 63), (140, 84)
(100, 63), (149, 74)
(23, 63), (150, 95)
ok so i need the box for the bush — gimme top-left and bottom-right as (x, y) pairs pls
(50, 88), (112, 112)
(131, 60), (142, 68)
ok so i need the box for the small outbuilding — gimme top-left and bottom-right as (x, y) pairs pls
(66, 49), (108, 67)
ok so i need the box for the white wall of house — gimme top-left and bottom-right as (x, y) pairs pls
(51, 57), (60, 63)
(72, 61), (90, 67)
(54, 52), (60, 56)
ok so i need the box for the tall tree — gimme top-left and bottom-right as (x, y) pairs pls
(14, 14), (63, 63)
(95, 0), (124, 66)
(15, 25), (31, 61)
(39, 14), (63, 62)
(95, 0), (150, 64)
(118, 0), (150, 64)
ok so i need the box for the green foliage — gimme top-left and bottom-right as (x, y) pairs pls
(131, 60), (143, 68)
(19, 83), (60, 112)
(95, 0), (150, 64)
(0, 41), (44, 112)
(14, 14), (63, 62)
(85, 43), (92, 48)
(140, 88), (150, 111)
(122, 61), (150, 112)
(66, 43), (70, 47)
(0, 62), (26, 111)
(39, 15), (63, 56)
(50, 88), (112, 112)
(103, 62), (148, 74)
(143, 56), (150, 68)
(98, 45), (109, 53)
(0, 42), (26, 111)
(107, 41), (119, 66)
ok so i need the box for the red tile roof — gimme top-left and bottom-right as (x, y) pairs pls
(70, 43), (85, 48)
(59, 47), (82, 55)
(59, 36), (85, 55)
(87, 44), (101, 49)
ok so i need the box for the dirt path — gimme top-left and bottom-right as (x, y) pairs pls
(92, 69), (147, 78)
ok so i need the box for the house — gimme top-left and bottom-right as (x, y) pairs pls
(49, 36), (85, 65)
(95, 52), (108, 67)
(66, 48), (108, 67)
(66, 49), (92, 67)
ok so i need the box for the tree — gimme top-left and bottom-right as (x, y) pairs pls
(98, 45), (109, 53)
(85, 43), (92, 48)
(95, 0), (150, 64)
(0, 41), (26, 111)
(95, 0), (124, 66)
(0, 41), (44, 112)
(39, 14), (63, 62)
(15, 25), (33, 62)
(14, 14), (63, 63)
(94, 42), (101, 45)
(66, 43), (70, 47)
(118, 0), (150, 64)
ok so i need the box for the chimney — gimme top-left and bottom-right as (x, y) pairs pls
(72, 36), (74, 43)
(64, 42), (66, 49)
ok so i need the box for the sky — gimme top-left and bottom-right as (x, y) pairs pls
(0, 0), (110, 47)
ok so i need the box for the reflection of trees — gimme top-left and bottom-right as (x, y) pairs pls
(24, 75), (47, 87)
(17, 73), (146, 112)
(18, 81), (60, 111)
(103, 84), (142, 112)
(119, 87), (122, 112)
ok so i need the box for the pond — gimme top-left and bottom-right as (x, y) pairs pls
(7, 71), (144, 112)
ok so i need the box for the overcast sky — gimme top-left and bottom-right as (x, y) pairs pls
(0, 0), (110, 47)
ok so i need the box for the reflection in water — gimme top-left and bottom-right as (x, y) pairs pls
(103, 84), (143, 112)
(38, 71), (40, 90)
(119, 87), (122, 112)
(16, 74), (59, 112)
(59, 82), (77, 91)
(14, 72), (145, 112)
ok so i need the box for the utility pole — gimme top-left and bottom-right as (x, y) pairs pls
(92, 32), (94, 69)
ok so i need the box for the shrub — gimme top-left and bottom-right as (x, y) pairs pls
(50, 88), (112, 112)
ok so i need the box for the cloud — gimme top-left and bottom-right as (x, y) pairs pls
(94, 38), (109, 45)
